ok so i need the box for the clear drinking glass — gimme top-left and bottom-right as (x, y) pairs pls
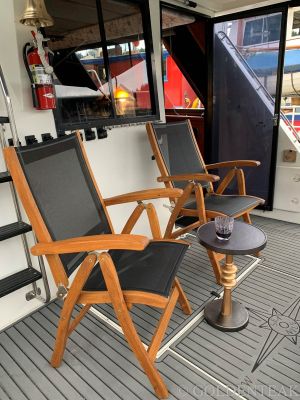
(215, 216), (234, 240)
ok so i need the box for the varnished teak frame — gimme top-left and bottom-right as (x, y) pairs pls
(146, 120), (264, 283)
(4, 132), (192, 399)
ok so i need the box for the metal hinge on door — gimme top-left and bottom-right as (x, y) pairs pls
(273, 113), (279, 127)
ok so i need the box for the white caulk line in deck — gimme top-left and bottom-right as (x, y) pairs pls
(89, 305), (206, 359)
(89, 307), (124, 335)
(245, 254), (259, 260)
(234, 256), (260, 283)
(89, 306), (149, 350)
(89, 256), (260, 360)
(258, 263), (300, 281)
(168, 348), (248, 400)
(156, 309), (205, 358)
(157, 256), (260, 358)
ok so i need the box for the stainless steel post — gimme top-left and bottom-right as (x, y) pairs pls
(0, 64), (51, 303)
(0, 66), (19, 146)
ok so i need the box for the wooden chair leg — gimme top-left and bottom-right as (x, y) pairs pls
(51, 298), (75, 368)
(174, 277), (192, 315)
(99, 252), (168, 399)
(51, 254), (97, 368)
(207, 250), (222, 285)
(148, 286), (179, 362)
(68, 304), (91, 336)
(242, 212), (252, 224)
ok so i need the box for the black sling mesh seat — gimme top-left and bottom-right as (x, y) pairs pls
(5, 133), (190, 399)
(146, 120), (264, 284)
(184, 194), (261, 217)
(84, 243), (186, 296)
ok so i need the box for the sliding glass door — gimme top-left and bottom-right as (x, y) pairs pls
(210, 9), (287, 209)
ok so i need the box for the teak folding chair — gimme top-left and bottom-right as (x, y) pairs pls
(146, 120), (264, 284)
(4, 133), (192, 399)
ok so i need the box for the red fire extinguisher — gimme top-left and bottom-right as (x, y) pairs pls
(23, 31), (56, 110)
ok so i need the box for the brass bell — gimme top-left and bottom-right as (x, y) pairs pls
(19, 0), (54, 27)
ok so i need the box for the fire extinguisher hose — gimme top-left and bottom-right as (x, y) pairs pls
(23, 43), (39, 108)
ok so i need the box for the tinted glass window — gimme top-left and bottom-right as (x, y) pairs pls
(44, 0), (157, 131)
(243, 19), (263, 46)
(243, 15), (281, 46)
(101, 0), (153, 118)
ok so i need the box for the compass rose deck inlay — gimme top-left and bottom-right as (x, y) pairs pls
(249, 296), (300, 372)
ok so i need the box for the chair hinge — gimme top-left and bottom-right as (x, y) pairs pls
(163, 202), (175, 212)
(57, 284), (68, 300)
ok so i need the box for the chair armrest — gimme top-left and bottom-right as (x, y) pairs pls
(104, 188), (183, 206)
(157, 173), (220, 183)
(31, 234), (149, 256)
(206, 160), (260, 169)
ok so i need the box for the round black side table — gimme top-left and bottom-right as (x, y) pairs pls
(197, 221), (267, 332)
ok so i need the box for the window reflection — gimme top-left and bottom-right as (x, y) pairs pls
(292, 11), (300, 37)
(217, 13), (281, 97)
(46, 0), (113, 126)
(44, 0), (157, 130)
(160, 7), (204, 110)
(107, 41), (152, 117)
(162, 46), (202, 110)
(102, 0), (153, 118)
(243, 14), (281, 46)
(52, 45), (113, 125)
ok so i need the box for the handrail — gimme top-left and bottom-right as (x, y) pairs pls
(0, 64), (51, 303)
(217, 31), (300, 143)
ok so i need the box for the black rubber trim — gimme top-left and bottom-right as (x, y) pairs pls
(0, 116), (9, 124)
(0, 221), (32, 241)
(0, 267), (42, 298)
(0, 172), (12, 183)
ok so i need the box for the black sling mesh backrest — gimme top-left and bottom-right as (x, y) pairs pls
(16, 134), (112, 276)
(152, 120), (209, 190)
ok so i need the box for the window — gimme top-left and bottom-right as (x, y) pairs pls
(162, 47), (201, 109)
(161, 8), (204, 110)
(243, 14), (281, 46)
(292, 11), (300, 37)
(45, 0), (158, 133)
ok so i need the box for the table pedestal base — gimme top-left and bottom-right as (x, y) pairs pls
(204, 299), (249, 332)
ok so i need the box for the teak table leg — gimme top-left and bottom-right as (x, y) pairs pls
(204, 253), (249, 332)
(221, 254), (236, 316)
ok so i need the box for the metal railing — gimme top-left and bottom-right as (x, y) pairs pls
(0, 64), (50, 303)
